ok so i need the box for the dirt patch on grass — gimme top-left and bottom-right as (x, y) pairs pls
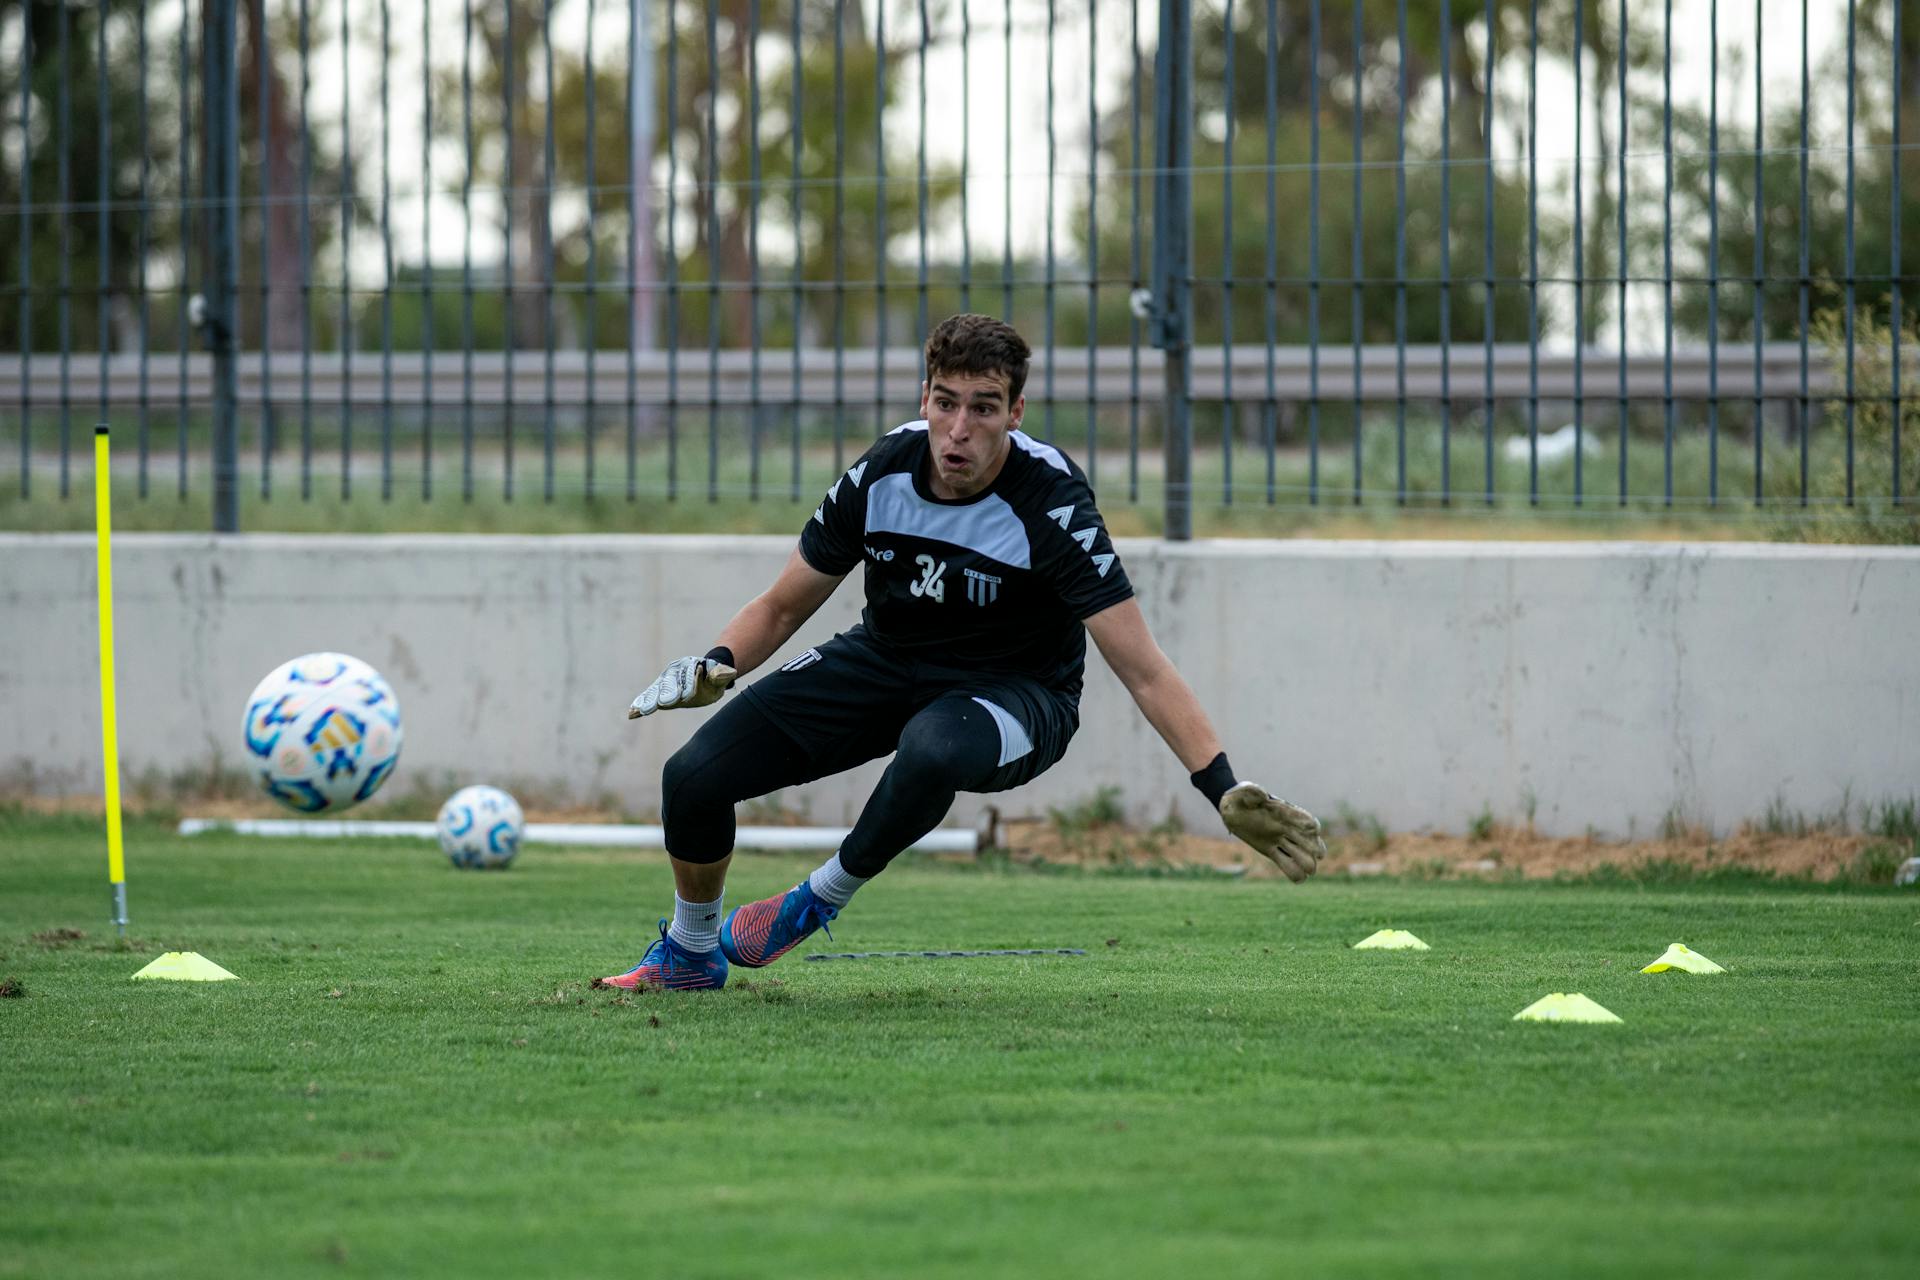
(14, 789), (1909, 884)
(994, 816), (1903, 884)
(31, 928), (87, 948)
(0, 977), (24, 998)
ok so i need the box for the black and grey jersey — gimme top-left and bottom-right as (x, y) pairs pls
(797, 421), (1134, 696)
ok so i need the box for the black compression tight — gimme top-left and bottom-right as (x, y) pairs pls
(659, 696), (814, 864)
(836, 695), (1002, 877)
(659, 692), (1003, 878)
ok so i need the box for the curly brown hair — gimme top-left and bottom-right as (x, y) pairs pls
(922, 314), (1031, 403)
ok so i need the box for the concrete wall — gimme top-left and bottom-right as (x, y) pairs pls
(3, 533), (1915, 837)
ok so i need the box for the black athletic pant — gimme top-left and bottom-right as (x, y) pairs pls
(660, 627), (1078, 878)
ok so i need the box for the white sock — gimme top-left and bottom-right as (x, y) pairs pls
(667, 893), (723, 954)
(807, 851), (869, 909)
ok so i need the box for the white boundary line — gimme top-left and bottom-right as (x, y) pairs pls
(176, 817), (979, 854)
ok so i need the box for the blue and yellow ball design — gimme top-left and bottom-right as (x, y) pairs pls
(436, 784), (525, 869)
(241, 653), (404, 813)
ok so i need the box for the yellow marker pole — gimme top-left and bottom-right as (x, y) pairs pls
(94, 425), (128, 938)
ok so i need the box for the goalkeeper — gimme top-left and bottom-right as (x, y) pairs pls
(597, 314), (1325, 991)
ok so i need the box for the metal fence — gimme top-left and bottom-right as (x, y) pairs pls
(0, 0), (1913, 535)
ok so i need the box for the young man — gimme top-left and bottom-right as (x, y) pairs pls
(597, 314), (1324, 991)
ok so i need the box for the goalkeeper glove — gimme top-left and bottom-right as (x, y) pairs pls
(627, 651), (739, 719)
(1218, 781), (1326, 883)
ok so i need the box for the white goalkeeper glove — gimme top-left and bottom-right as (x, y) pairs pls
(627, 654), (739, 718)
(1219, 782), (1326, 883)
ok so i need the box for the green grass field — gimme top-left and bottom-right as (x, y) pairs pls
(3, 815), (1917, 1278)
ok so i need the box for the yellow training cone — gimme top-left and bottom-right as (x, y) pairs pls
(1512, 993), (1622, 1024)
(1353, 929), (1430, 950)
(131, 952), (238, 982)
(1641, 943), (1726, 974)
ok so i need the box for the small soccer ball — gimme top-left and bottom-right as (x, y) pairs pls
(436, 785), (526, 869)
(241, 652), (404, 813)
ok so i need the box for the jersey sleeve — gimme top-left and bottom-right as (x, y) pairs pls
(796, 438), (886, 575)
(1033, 476), (1135, 619)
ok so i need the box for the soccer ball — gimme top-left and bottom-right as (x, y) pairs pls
(241, 653), (404, 813)
(436, 785), (526, 869)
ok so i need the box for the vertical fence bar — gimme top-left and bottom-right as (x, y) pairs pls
(705, 0), (721, 501)
(137, 2), (150, 498)
(57, 0), (69, 498)
(16, 8), (29, 501)
(1573, 0), (1584, 504)
(421, 0), (434, 500)
(1349, 0), (1362, 505)
(1044, 0), (1056, 440)
(1085, 0), (1098, 486)
(1222, 0), (1235, 505)
(503, 0), (517, 501)
(1616, 0), (1627, 506)
(1262, 0), (1277, 503)
(628, 0), (644, 503)
(1752, 0), (1763, 505)
(1842, 0), (1855, 505)
(177, 0), (190, 501)
(300, 0), (313, 499)
(1309, 0), (1320, 503)
(874, 0), (888, 444)
(1526, 0), (1539, 503)
(1152, 0), (1193, 539)
(461, 0), (474, 501)
(918, 0), (931, 359)
(830, 0), (843, 471)
(1661, 0), (1674, 507)
(1612, 0), (1628, 506)
(1439, 0), (1452, 505)
(1707, 0), (1718, 505)
(1002, 0), (1012, 323)
(1128, 0), (1142, 504)
(1797, 0), (1809, 504)
(1481, 0), (1494, 505)
(380, 0), (393, 502)
(746, 0), (760, 501)
(209, 0), (240, 531)
(1893, 0), (1903, 505)
(789, 0), (802, 500)
(584, 0), (599, 500)
(960, 0), (972, 313)
(544, 0), (559, 503)
(665, 0), (679, 495)
(97, 4), (111, 457)
(339, 0), (352, 501)
(256, 0), (274, 501)
(1393, 0), (1408, 504)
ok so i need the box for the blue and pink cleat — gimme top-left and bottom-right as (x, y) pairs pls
(593, 920), (729, 992)
(720, 880), (838, 968)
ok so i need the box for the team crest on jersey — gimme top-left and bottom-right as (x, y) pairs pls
(780, 648), (823, 672)
(963, 567), (1002, 606)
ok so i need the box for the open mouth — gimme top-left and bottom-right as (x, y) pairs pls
(942, 452), (970, 470)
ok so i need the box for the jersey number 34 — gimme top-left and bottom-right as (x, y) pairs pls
(908, 554), (948, 603)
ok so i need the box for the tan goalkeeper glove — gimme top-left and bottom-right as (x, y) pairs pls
(627, 654), (739, 718)
(1219, 782), (1326, 883)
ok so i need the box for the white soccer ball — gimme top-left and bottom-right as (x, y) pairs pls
(240, 652), (404, 813)
(436, 785), (526, 869)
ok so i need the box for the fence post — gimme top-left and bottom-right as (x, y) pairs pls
(1151, 0), (1193, 541)
(203, 0), (241, 532)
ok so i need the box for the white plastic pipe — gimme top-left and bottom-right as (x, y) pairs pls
(176, 817), (979, 854)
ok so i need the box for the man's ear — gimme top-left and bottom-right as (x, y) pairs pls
(919, 381), (930, 416)
(1008, 394), (1025, 431)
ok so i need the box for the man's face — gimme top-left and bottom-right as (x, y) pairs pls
(919, 370), (1023, 499)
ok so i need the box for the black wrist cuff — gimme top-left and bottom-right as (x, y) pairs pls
(1190, 752), (1237, 810)
(704, 646), (736, 669)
